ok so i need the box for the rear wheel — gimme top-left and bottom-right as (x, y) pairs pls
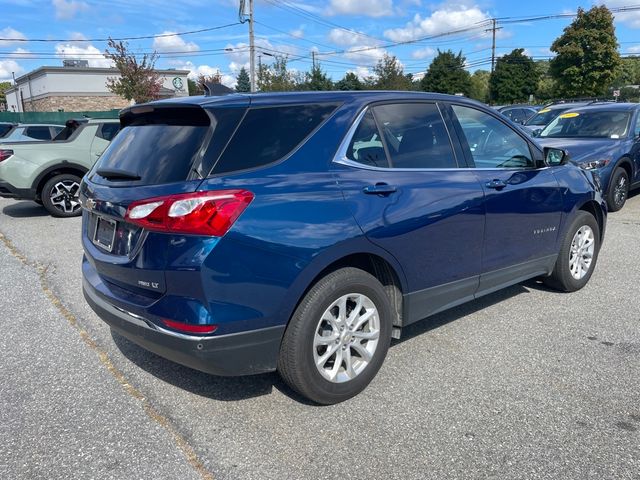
(41, 174), (82, 217)
(544, 211), (600, 292)
(278, 267), (392, 405)
(607, 167), (629, 212)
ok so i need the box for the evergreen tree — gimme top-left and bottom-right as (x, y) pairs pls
(372, 54), (412, 90)
(489, 49), (539, 104)
(235, 67), (251, 92)
(301, 64), (333, 91)
(335, 72), (364, 91)
(550, 5), (620, 97)
(421, 50), (471, 96)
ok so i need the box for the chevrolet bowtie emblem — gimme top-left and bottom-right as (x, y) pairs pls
(85, 198), (96, 210)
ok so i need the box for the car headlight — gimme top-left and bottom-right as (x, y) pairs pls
(580, 159), (611, 170)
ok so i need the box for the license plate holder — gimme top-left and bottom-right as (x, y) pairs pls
(93, 216), (117, 252)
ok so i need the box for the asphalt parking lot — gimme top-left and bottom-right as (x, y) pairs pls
(0, 194), (639, 480)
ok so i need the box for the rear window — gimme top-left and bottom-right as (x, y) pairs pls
(91, 106), (245, 186)
(212, 104), (338, 175)
(0, 124), (13, 138)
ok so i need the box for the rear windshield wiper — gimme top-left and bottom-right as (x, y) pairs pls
(96, 168), (141, 181)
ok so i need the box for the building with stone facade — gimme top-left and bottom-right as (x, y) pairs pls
(4, 66), (190, 112)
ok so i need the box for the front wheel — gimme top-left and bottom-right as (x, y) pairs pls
(41, 174), (82, 217)
(607, 167), (629, 212)
(278, 267), (393, 405)
(544, 211), (600, 292)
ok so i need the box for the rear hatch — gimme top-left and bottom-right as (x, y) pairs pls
(80, 98), (249, 305)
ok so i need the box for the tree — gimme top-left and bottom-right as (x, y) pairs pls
(489, 49), (539, 104)
(421, 50), (471, 96)
(104, 38), (163, 104)
(235, 67), (251, 92)
(549, 5), (620, 98)
(300, 64), (333, 91)
(335, 72), (364, 91)
(468, 70), (490, 102)
(257, 55), (300, 92)
(0, 81), (11, 109)
(188, 78), (202, 96)
(611, 57), (640, 88)
(372, 54), (412, 90)
(535, 60), (556, 102)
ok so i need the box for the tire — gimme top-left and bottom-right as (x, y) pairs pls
(41, 174), (82, 217)
(278, 267), (393, 405)
(544, 211), (600, 292)
(607, 167), (629, 212)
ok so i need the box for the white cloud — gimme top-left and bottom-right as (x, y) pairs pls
(327, 28), (379, 47)
(0, 27), (27, 47)
(52, 0), (89, 20)
(627, 45), (640, 53)
(224, 38), (298, 64)
(0, 59), (23, 81)
(348, 66), (373, 80)
(55, 43), (113, 68)
(598, 0), (640, 28)
(289, 27), (305, 39)
(411, 46), (435, 59)
(169, 60), (236, 88)
(327, 0), (394, 17)
(343, 46), (388, 65)
(384, 4), (490, 42)
(152, 32), (199, 53)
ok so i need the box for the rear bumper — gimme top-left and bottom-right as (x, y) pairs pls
(0, 180), (35, 200)
(83, 279), (285, 376)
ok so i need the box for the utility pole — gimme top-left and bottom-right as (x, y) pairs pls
(490, 18), (497, 74)
(248, 0), (256, 92)
(312, 50), (316, 70)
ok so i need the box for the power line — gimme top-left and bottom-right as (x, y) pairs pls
(0, 22), (242, 43)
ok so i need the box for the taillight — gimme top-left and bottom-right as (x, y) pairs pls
(161, 319), (217, 335)
(0, 150), (14, 162)
(125, 190), (254, 236)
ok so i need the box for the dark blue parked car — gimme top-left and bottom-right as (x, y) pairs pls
(80, 91), (606, 404)
(537, 103), (640, 211)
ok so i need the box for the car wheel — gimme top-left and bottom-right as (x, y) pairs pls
(278, 267), (393, 405)
(544, 211), (600, 292)
(41, 174), (82, 217)
(607, 167), (629, 212)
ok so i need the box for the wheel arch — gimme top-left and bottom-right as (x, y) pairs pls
(578, 199), (605, 241)
(32, 162), (88, 199)
(612, 156), (633, 188)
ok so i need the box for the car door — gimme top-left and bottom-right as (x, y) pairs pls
(333, 102), (486, 324)
(629, 109), (640, 186)
(90, 123), (120, 162)
(448, 103), (563, 295)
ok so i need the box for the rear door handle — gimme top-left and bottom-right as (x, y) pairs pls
(363, 183), (397, 196)
(485, 179), (507, 190)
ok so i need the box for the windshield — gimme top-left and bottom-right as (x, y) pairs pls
(525, 108), (567, 126)
(539, 110), (631, 139)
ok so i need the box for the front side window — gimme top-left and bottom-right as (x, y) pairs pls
(452, 104), (534, 169)
(371, 103), (457, 169)
(634, 112), (640, 138)
(540, 110), (631, 139)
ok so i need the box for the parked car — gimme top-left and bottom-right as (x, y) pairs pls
(0, 122), (17, 139)
(496, 105), (538, 125)
(0, 118), (120, 216)
(0, 123), (64, 143)
(80, 92), (606, 404)
(523, 102), (592, 134)
(536, 102), (640, 212)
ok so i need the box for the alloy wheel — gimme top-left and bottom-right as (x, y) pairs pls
(49, 180), (81, 215)
(569, 225), (595, 280)
(613, 174), (628, 209)
(313, 293), (380, 383)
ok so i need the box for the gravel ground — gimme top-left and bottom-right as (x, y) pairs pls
(0, 193), (638, 480)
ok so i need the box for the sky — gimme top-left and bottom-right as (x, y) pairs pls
(2, 0), (640, 87)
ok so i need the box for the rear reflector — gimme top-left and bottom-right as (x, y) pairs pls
(161, 319), (218, 335)
(125, 190), (253, 236)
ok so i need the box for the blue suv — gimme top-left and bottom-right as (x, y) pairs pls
(537, 103), (640, 211)
(81, 92), (606, 404)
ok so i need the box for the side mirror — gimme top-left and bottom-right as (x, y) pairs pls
(531, 128), (542, 137)
(544, 147), (569, 167)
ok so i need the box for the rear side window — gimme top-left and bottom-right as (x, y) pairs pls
(213, 104), (337, 175)
(0, 125), (12, 138)
(96, 123), (120, 141)
(25, 126), (52, 140)
(372, 103), (457, 169)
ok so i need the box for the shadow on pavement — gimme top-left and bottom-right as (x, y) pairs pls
(2, 201), (48, 218)
(110, 329), (314, 404)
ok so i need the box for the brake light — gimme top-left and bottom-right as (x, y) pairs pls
(125, 190), (254, 236)
(0, 150), (14, 162)
(161, 319), (218, 335)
